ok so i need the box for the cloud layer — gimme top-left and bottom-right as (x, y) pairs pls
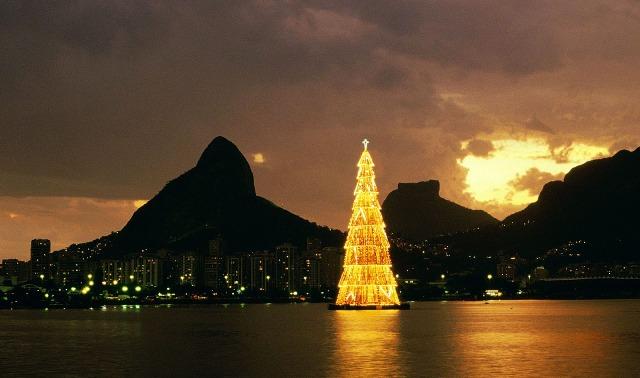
(1, 1), (639, 258)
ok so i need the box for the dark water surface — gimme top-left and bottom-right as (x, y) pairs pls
(2, 300), (640, 377)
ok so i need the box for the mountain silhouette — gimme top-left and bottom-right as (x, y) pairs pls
(382, 180), (498, 240)
(501, 147), (640, 258)
(434, 147), (640, 260)
(87, 136), (343, 257)
(506, 147), (640, 226)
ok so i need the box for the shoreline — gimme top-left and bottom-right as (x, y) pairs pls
(4, 296), (640, 310)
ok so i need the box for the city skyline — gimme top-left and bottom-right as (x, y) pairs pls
(2, 2), (640, 259)
(3, 3), (640, 376)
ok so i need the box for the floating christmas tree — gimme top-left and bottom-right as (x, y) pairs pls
(334, 139), (402, 309)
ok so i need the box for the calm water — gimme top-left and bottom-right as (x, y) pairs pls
(2, 300), (640, 377)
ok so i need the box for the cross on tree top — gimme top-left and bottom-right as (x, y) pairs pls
(362, 138), (370, 150)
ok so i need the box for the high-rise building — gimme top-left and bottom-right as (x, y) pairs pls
(1, 260), (31, 285)
(2, 259), (18, 277)
(176, 252), (200, 286)
(18, 261), (31, 284)
(52, 252), (84, 285)
(275, 243), (298, 294)
(320, 247), (343, 289)
(2, 259), (22, 285)
(306, 238), (322, 254)
(208, 239), (223, 257)
(101, 259), (125, 284)
(204, 256), (223, 290)
(125, 254), (162, 288)
(300, 250), (321, 290)
(224, 255), (244, 292)
(204, 239), (225, 290)
(247, 251), (274, 293)
(31, 239), (51, 280)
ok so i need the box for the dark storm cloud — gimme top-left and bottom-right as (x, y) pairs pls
(0, 2), (168, 84)
(321, 0), (563, 75)
(0, 0), (469, 199)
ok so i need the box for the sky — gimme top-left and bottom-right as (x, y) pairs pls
(1, 1), (639, 259)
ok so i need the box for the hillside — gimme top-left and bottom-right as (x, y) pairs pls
(382, 180), (498, 240)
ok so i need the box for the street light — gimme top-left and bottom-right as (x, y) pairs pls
(39, 274), (45, 280)
(440, 274), (446, 280)
(487, 274), (493, 280)
(121, 286), (129, 293)
(87, 274), (93, 280)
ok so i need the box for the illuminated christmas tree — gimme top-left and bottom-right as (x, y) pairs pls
(334, 139), (401, 308)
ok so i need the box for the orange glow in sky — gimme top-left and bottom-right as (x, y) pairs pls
(133, 200), (148, 209)
(252, 153), (266, 164)
(459, 138), (609, 206)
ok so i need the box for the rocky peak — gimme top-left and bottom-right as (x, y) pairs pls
(396, 180), (440, 199)
(195, 136), (256, 196)
(383, 179), (498, 240)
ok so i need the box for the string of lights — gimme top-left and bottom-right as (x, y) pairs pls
(335, 139), (401, 306)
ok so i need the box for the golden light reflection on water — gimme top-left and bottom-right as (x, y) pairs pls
(327, 302), (623, 377)
(330, 310), (404, 377)
(3, 302), (640, 376)
(449, 301), (610, 377)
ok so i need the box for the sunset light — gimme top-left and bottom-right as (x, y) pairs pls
(134, 200), (148, 209)
(252, 153), (265, 164)
(459, 138), (609, 206)
(2, 2), (640, 376)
